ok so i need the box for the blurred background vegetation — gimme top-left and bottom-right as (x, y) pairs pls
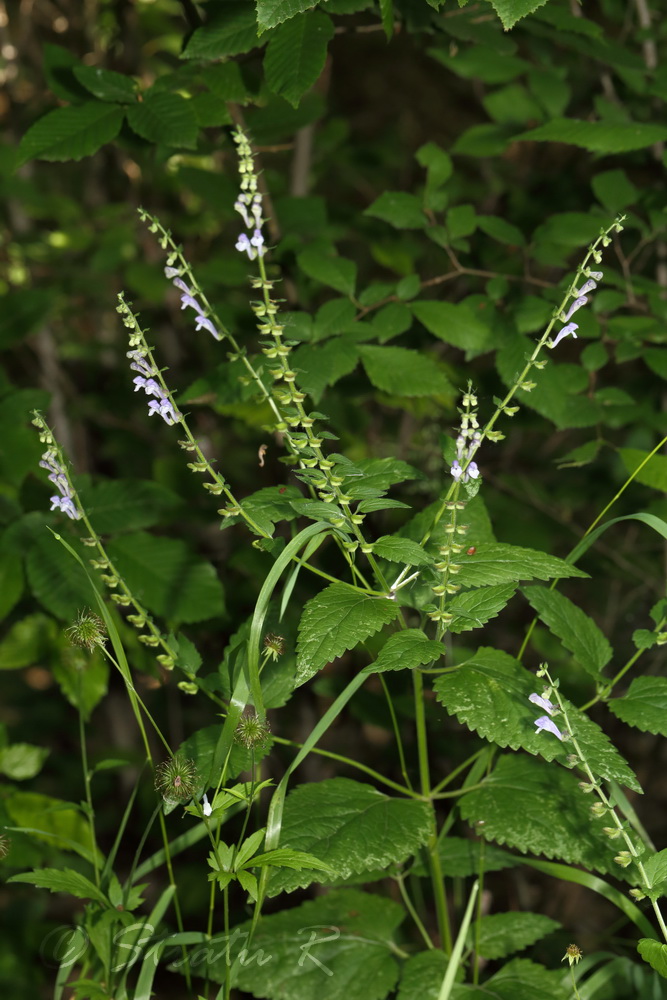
(2, 0), (667, 995)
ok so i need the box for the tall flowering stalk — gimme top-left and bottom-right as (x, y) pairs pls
(390, 216), (625, 596)
(229, 126), (390, 591)
(116, 294), (270, 541)
(32, 410), (180, 667)
(531, 664), (667, 943)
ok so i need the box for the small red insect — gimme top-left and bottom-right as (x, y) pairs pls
(467, 547), (476, 555)
(278, 487), (286, 494)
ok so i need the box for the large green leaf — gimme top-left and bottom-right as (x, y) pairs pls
(364, 191), (428, 229)
(5, 790), (102, 864)
(0, 743), (49, 781)
(452, 959), (570, 1000)
(448, 583), (517, 633)
(210, 889), (404, 998)
(458, 754), (614, 871)
(372, 535), (432, 565)
(84, 479), (181, 534)
(523, 585), (612, 679)
(411, 301), (491, 352)
(475, 912), (560, 959)
(296, 583), (400, 684)
(359, 345), (452, 397)
(107, 532), (224, 624)
(264, 11), (334, 107)
(455, 543), (587, 588)
(518, 117), (667, 152)
(178, 724), (272, 787)
(126, 92), (198, 149)
(293, 337), (360, 401)
(364, 629), (444, 673)
(26, 531), (96, 621)
(181, 2), (260, 58)
(72, 65), (137, 103)
(434, 646), (640, 791)
(609, 677), (667, 737)
(18, 102), (124, 164)
(0, 613), (57, 669)
(8, 868), (108, 907)
(618, 448), (667, 493)
(488, 0), (550, 30)
(267, 777), (431, 894)
(297, 248), (357, 295)
(257, 0), (322, 31)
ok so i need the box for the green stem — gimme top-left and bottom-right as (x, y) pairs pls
(413, 669), (451, 953)
(77, 675), (100, 888)
(395, 873), (434, 950)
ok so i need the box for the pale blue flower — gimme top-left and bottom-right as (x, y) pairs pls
(133, 376), (164, 399)
(236, 233), (254, 259)
(549, 323), (578, 349)
(50, 495), (80, 520)
(180, 293), (204, 316)
(586, 270), (603, 281)
(195, 315), (221, 340)
(576, 279), (597, 296)
(250, 228), (266, 254)
(534, 715), (565, 741)
(148, 398), (180, 426)
(127, 351), (154, 377)
(529, 692), (557, 716)
(561, 295), (588, 322)
(164, 266), (181, 279)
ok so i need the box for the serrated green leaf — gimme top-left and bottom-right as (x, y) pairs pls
(264, 11), (334, 107)
(475, 912), (560, 959)
(0, 613), (56, 669)
(26, 532), (97, 621)
(455, 543), (587, 588)
(359, 345), (452, 397)
(364, 191), (428, 229)
(477, 214), (525, 246)
(181, 2), (259, 58)
(72, 65), (137, 103)
(487, 0), (549, 30)
(638, 939), (667, 979)
(0, 744), (49, 781)
(106, 532), (224, 624)
(434, 646), (640, 791)
(608, 677), (667, 737)
(618, 448), (667, 493)
(397, 951), (448, 1000)
(411, 300), (491, 352)
(208, 890), (403, 996)
(293, 337), (360, 401)
(459, 754), (614, 871)
(372, 535), (432, 565)
(8, 867), (108, 906)
(518, 117), (667, 152)
(5, 790), (101, 863)
(266, 778), (430, 895)
(448, 583), (517, 633)
(357, 498), (410, 514)
(18, 103), (124, 164)
(126, 92), (198, 149)
(522, 586), (612, 679)
(591, 169), (638, 214)
(364, 629), (444, 673)
(85, 479), (181, 534)
(642, 849), (667, 890)
(296, 583), (400, 684)
(297, 247), (357, 295)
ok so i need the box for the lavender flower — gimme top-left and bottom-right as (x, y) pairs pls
(148, 398), (180, 426)
(39, 449), (80, 520)
(549, 323), (578, 350)
(534, 715), (566, 741)
(233, 128), (267, 262)
(561, 295), (588, 322)
(576, 279), (597, 296)
(127, 350), (180, 426)
(529, 691), (558, 716)
(50, 495), (79, 520)
(165, 274), (220, 340)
